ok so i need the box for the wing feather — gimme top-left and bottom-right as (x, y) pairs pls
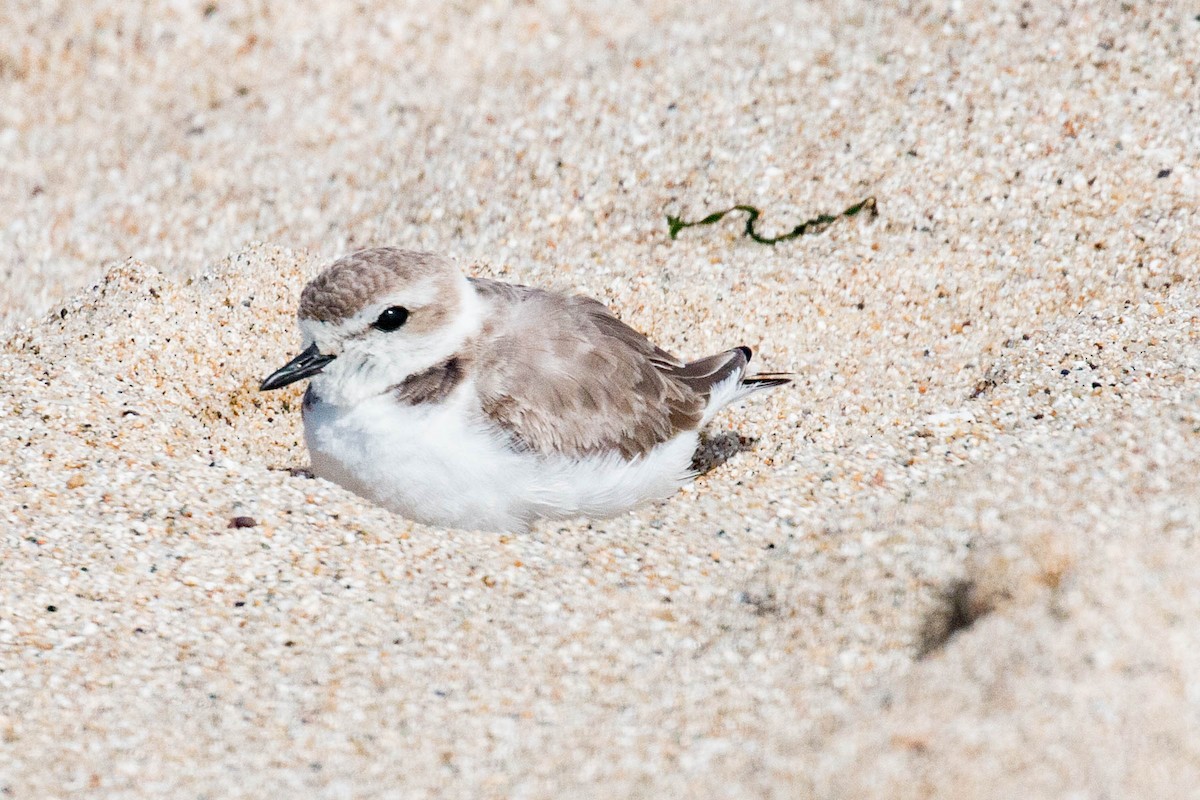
(469, 279), (709, 459)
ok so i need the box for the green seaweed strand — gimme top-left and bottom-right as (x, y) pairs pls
(667, 196), (877, 245)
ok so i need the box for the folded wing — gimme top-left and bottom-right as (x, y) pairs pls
(471, 279), (748, 460)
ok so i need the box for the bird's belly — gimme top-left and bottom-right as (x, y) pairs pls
(302, 391), (698, 531)
(303, 390), (528, 529)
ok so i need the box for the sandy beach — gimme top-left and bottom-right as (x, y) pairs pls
(3, 1), (1199, 796)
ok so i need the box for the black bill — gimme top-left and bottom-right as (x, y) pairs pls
(259, 343), (336, 391)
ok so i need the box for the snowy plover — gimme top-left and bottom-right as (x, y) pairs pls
(260, 248), (789, 531)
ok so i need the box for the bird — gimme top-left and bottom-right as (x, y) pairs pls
(259, 247), (790, 531)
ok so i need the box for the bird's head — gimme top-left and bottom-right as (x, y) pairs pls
(260, 248), (478, 405)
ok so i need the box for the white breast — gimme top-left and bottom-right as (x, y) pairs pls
(302, 382), (699, 532)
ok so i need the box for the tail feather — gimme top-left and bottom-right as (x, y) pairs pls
(743, 373), (792, 389)
(672, 346), (791, 426)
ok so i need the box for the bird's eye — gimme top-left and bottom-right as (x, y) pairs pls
(373, 306), (409, 332)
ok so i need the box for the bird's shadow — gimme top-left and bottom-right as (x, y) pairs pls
(691, 431), (759, 475)
(269, 464), (315, 479)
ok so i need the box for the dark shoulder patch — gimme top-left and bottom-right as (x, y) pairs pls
(392, 355), (468, 405)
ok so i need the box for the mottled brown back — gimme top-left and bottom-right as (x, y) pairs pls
(468, 279), (748, 460)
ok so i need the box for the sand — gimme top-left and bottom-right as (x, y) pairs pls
(2, 0), (1199, 796)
